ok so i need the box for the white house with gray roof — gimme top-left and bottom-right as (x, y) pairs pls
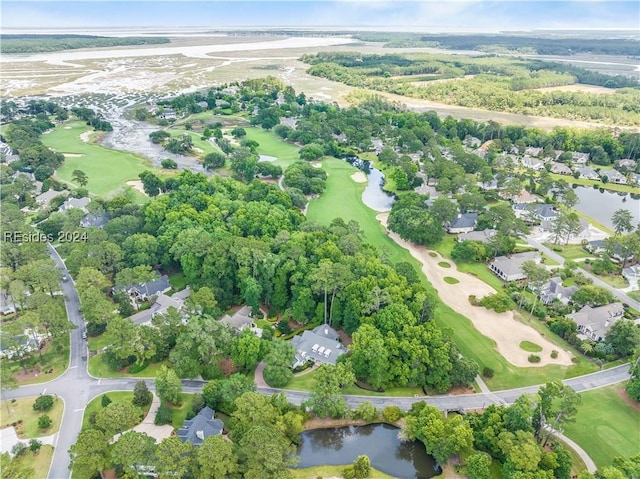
(128, 288), (190, 326)
(570, 303), (624, 342)
(600, 169), (627, 184)
(447, 213), (478, 234)
(290, 324), (346, 369)
(60, 196), (91, 213)
(575, 167), (599, 180)
(538, 277), (577, 305)
(177, 407), (223, 446)
(458, 229), (496, 244)
(489, 251), (541, 282)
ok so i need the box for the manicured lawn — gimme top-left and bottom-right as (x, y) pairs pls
(306, 157), (599, 391)
(627, 290), (640, 302)
(287, 369), (424, 397)
(87, 333), (111, 352)
(519, 341), (543, 353)
(544, 243), (591, 261)
(290, 464), (395, 479)
(170, 393), (195, 429)
(11, 446), (53, 478)
(88, 354), (168, 378)
(7, 334), (70, 385)
(168, 272), (188, 291)
(82, 391), (151, 430)
(0, 396), (64, 438)
(244, 127), (300, 168)
(564, 385), (640, 468)
(548, 172), (638, 194)
(438, 261), (451, 268)
(41, 121), (153, 196)
(167, 129), (223, 157)
(443, 277), (459, 284)
(590, 273), (628, 289)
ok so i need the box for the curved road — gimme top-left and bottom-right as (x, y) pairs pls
(5, 244), (629, 478)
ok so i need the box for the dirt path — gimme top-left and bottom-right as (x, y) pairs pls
(377, 213), (573, 368)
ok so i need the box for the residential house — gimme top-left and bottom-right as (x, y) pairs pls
(458, 229), (497, 244)
(60, 197), (91, 213)
(177, 407), (223, 446)
(215, 99), (231, 109)
(512, 190), (538, 204)
(464, 136), (482, 148)
(372, 139), (384, 154)
(473, 148), (486, 159)
(159, 108), (177, 120)
(0, 329), (48, 359)
(571, 152), (590, 164)
(550, 162), (572, 175)
(489, 251), (541, 282)
(0, 291), (18, 316)
(585, 240), (606, 255)
(113, 274), (172, 302)
(631, 173), (640, 187)
(622, 264), (640, 287)
(521, 156), (545, 171)
(291, 324), (347, 369)
(80, 212), (111, 228)
(35, 189), (67, 208)
(617, 159), (637, 171)
(447, 213), (478, 234)
(220, 85), (239, 96)
(478, 177), (498, 191)
(220, 305), (263, 337)
(524, 147), (543, 157)
(534, 204), (559, 231)
(196, 101), (209, 110)
(128, 288), (191, 326)
(570, 303), (624, 342)
(279, 117), (298, 129)
(538, 277), (578, 305)
(600, 169), (627, 184)
(575, 167), (599, 180)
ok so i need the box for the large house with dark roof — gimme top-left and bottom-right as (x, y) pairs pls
(446, 213), (478, 234)
(128, 288), (191, 326)
(177, 407), (223, 446)
(458, 229), (497, 244)
(113, 274), (172, 302)
(538, 277), (577, 305)
(291, 325), (346, 369)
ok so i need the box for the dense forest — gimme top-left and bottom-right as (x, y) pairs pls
(354, 32), (640, 56)
(0, 34), (170, 53)
(302, 52), (640, 125)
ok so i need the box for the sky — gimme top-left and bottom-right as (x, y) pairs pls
(1, 1), (639, 31)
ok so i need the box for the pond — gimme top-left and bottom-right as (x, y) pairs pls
(572, 185), (640, 230)
(295, 423), (441, 479)
(344, 156), (396, 212)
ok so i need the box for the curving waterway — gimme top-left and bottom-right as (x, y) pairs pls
(295, 423), (441, 479)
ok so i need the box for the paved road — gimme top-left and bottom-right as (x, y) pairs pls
(5, 244), (631, 478)
(525, 236), (640, 311)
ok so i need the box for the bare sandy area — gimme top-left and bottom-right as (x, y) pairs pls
(377, 213), (573, 368)
(533, 84), (617, 94)
(125, 180), (147, 196)
(79, 131), (93, 143)
(351, 171), (367, 183)
(63, 153), (84, 158)
(311, 162), (323, 168)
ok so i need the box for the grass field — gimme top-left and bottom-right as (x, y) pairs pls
(169, 393), (195, 429)
(564, 385), (640, 468)
(244, 127), (301, 168)
(41, 121), (152, 197)
(548, 173), (639, 194)
(10, 445), (53, 479)
(7, 334), (70, 385)
(443, 276), (460, 284)
(519, 341), (543, 352)
(305, 157), (594, 390)
(88, 354), (168, 379)
(0, 396), (64, 438)
(290, 464), (396, 479)
(544, 243), (591, 261)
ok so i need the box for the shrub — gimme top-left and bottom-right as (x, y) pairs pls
(482, 367), (494, 378)
(133, 381), (153, 408)
(191, 394), (205, 415)
(276, 319), (292, 335)
(11, 442), (27, 457)
(528, 354), (541, 363)
(161, 158), (178, 169)
(155, 403), (173, 425)
(382, 405), (402, 422)
(127, 362), (147, 374)
(551, 350), (559, 359)
(479, 292), (515, 313)
(37, 414), (52, 431)
(101, 394), (112, 408)
(342, 467), (356, 479)
(33, 395), (54, 412)
(29, 439), (42, 454)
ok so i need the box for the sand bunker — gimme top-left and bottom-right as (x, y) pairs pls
(63, 153), (84, 158)
(351, 171), (367, 183)
(311, 162), (322, 168)
(126, 180), (147, 196)
(80, 131), (93, 143)
(377, 213), (573, 368)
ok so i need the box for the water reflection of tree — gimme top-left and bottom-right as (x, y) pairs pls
(308, 428), (346, 451)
